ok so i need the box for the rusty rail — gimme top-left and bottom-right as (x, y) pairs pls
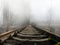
(33, 26), (60, 38)
(0, 29), (17, 41)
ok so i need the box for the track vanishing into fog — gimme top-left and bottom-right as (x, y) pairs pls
(0, 25), (60, 45)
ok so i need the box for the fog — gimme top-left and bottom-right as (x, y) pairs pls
(30, 0), (60, 34)
(0, 0), (60, 35)
(30, 0), (51, 31)
(0, 0), (30, 33)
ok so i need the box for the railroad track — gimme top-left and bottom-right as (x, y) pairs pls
(0, 25), (60, 45)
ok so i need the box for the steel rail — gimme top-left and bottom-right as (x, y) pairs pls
(0, 29), (17, 41)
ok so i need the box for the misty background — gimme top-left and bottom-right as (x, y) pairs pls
(0, 0), (60, 35)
